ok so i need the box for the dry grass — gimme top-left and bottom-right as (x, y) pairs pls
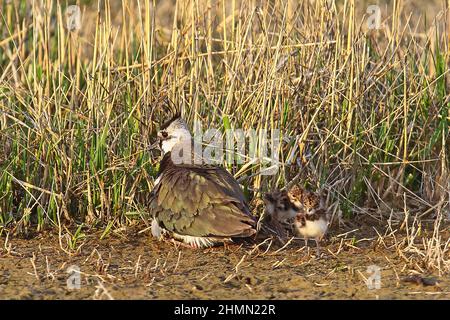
(0, 0), (449, 274)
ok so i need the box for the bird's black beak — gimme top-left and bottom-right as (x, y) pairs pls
(149, 137), (161, 151)
(149, 132), (171, 151)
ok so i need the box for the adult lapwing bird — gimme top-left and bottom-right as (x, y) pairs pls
(264, 185), (330, 254)
(148, 115), (256, 248)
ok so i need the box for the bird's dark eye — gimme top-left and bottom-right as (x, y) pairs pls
(161, 131), (168, 138)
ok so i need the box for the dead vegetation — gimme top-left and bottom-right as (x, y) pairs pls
(0, 0), (449, 286)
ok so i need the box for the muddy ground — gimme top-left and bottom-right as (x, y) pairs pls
(0, 225), (448, 300)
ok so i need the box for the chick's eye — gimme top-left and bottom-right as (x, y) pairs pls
(161, 131), (168, 138)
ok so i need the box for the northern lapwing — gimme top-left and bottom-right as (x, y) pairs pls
(148, 115), (256, 248)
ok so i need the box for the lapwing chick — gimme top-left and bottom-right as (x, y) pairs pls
(148, 115), (256, 248)
(262, 190), (298, 242)
(263, 190), (298, 223)
(289, 185), (330, 255)
(264, 185), (330, 255)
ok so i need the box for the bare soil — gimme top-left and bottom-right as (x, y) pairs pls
(0, 226), (448, 300)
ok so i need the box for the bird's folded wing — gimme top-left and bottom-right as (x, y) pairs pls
(149, 165), (255, 238)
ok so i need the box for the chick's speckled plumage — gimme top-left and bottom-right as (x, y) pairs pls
(288, 185), (322, 213)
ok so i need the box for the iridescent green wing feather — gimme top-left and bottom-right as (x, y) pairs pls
(149, 160), (255, 238)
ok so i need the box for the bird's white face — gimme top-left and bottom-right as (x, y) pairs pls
(158, 118), (192, 154)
